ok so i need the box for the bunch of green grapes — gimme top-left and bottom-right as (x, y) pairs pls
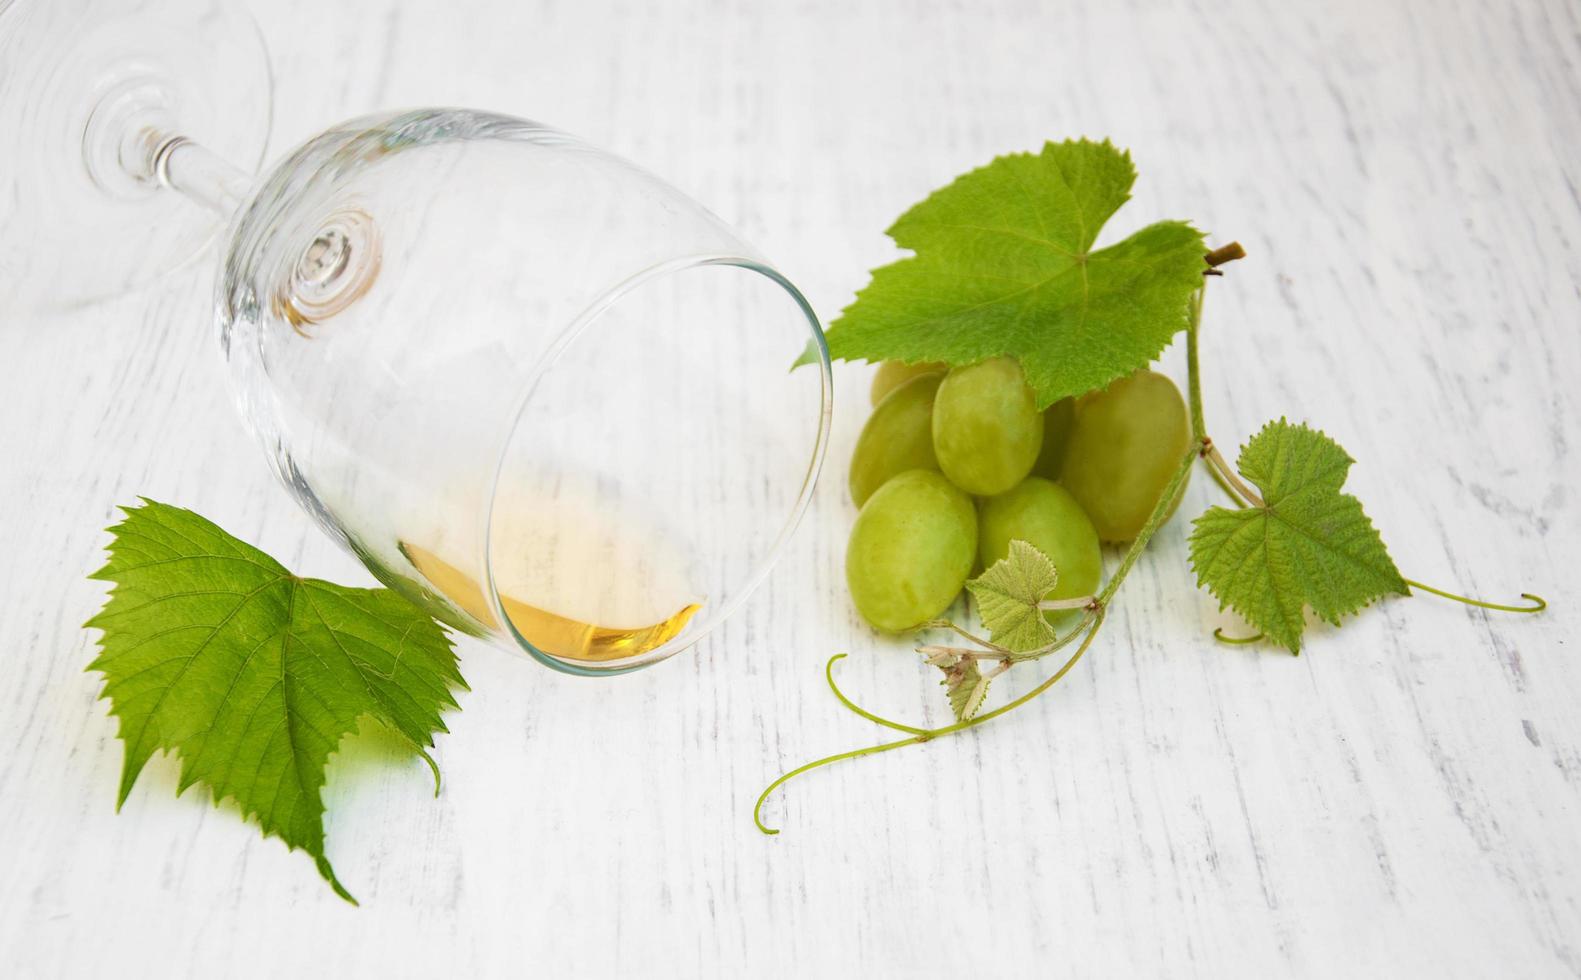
(846, 358), (1191, 631)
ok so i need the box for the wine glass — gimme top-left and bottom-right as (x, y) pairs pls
(0, 0), (833, 675)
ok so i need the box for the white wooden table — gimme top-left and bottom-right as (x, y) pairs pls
(4, 0), (1579, 975)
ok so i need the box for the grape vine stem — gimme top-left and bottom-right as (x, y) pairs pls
(1187, 286), (1208, 443)
(822, 654), (931, 736)
(1038, 596), (1097, 611)
(1097, 445), (1199, 607)
(754, 610), (1106, 835)
(1203, 442), (1264, 508)
(1187, 280), (1245, 505)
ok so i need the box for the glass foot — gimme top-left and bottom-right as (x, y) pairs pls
(0, 0), (271, 311)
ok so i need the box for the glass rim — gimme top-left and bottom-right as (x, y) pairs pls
(480, 252), (832, 676)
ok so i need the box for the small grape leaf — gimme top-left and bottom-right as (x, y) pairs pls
(966, 539), (1059, 653)
(1188, 421), (1409, 653)
(940, 659), (990, 722)
(86, 499), (467, 904)
(804, 138), (1206, 408)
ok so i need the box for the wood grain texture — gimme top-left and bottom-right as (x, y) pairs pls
(2, 0), (1579, 975)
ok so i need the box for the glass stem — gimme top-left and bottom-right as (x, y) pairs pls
(152, 136), (252, 218)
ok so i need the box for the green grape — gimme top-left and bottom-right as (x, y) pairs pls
(978, 478), (1101, 626)
(870, 360), (947, 407)
(1061, 370), (1191, 542)
(846, 470), (977, 632)
(848, 373), (943, 507)
(931, 357), (1043, 496)
(1030, 397), (1075, 480)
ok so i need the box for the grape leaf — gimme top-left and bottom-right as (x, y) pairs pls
(966, 539), (1059, 652)
(1188, 421), (1409, 653)
(939, 659), (990, 722)
(807, 138), (1207, 408)
(86, 499), (466, 904)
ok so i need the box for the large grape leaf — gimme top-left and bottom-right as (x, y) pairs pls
(86, 500), (466, 903)
(1188, 421), (1409, 653)
(810, 139), (1206, 408)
